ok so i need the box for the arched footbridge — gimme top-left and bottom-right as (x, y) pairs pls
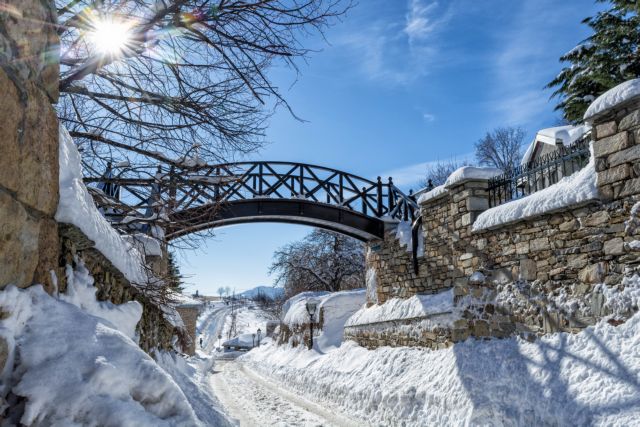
(84, 161), (421, 243)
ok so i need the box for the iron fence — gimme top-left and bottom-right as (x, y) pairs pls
(488, 134), (592, 207)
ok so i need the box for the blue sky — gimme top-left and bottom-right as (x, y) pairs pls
(177, 0), (602, 295)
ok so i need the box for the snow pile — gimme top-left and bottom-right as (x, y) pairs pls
(56, 126), (148, 284)
(345, 289), (454, 327)
(173, 292), (204, 308)
(473, 146), (599, 231)
(282, 290), (366, 349)
(0, 280), (204, 425)
(365, 268), (378, 305)
(280, 291), (329, 324)
(444, 166), (502, 187)
(243, 301), (640, 426)
(584, 78), (640, 120)
(61, 259), (142, 340)
(596, 275), (640, 319)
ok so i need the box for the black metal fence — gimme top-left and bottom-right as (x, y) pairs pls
(488, 134), (592, 207)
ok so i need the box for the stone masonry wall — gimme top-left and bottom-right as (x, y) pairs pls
(175, 306), (200, 355)
(354, 95), (640, 349)
(0, 1), (60, 292)
(58, 224), (177, 353)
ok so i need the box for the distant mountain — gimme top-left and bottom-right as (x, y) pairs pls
(239, 286), (284, 300)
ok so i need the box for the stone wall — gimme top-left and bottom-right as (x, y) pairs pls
(175, 306), (200, 355)
(355, 96), (640, 349)
(0, 0), (59, 292)
(58, 224), (177, 353)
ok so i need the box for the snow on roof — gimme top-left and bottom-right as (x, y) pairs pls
(345, 289), (454, 327)
(223, 333), (258, 348)
(584, 78), (640, 121)
(55, 126), (148, 284)
(521, 125), (590, 165)
(473, 146), (599, 231)
(444, 166), (502, 187)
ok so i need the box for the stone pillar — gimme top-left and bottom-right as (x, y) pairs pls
(176, 305), (201, 355)
(587, 97), (640, 201)
(0, 1), (60, 292)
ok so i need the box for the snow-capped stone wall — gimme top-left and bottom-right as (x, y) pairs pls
(357, 83), (640, 349)
(57, 224), (178, 353)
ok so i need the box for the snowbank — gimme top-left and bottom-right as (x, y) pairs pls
(243, 302), (640, 426)
(56, 126), (148, 284)
(584, 78), (640, 120)
(281, 291), (329, 324)
(282, 290), (366, 350)
(345, 289), (454, 327)
(0, 280), (204, 425)
(473, 147), (599, 231)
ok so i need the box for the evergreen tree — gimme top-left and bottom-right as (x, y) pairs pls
(166, 252), (183, 292)
(547, 1), (640, 123)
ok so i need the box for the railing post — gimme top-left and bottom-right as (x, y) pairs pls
(215, 166), (221, 201)
(362, 186), (367, 215)
(339, 174), (344, 203)
(387, 177), (395, 214)
(300, 166), (304, 198)
(258, 163), (264, 196)
(376, 176), (383, 216)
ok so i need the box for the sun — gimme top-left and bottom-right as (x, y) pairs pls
(86, 17), (134, 57)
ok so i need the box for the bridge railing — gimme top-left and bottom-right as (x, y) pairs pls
(82, 161), (421, 231)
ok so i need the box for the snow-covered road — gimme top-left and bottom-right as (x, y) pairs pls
(210, 360), (360, 427)
(197, 303), (231, 353)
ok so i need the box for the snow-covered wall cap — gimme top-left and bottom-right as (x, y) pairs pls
(444, 166), (502, 188)
(417, 184), (447, 204)
(584, 78), (640, 122)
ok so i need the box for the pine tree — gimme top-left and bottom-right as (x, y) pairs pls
(166, 252), (184, 292)
(547, 1), (640, 123)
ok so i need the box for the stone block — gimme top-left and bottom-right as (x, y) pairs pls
(559, 219), (579, 232)
(519, 259), (537, 281)
(607, 144), (640, 168)
(461, 213), (472, 227)
(604, 237), (625, 255)
(598, 163), (630, 186)
(0, 71), (59, 215)
(578, 263), (607, 284)
(466, 196), (489, 212)
(530, 237), (550, 252)
(516, 242), (530, 255)
(593, 132), (629, 158)
(0, 190), (41, 288)
(596, 120), (617, 138)
(619, 109), (640, 131)
(618, 177), (640, 198)
(582, 211), (610, 227)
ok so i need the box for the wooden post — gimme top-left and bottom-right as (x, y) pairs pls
(377, 176), (383, 216)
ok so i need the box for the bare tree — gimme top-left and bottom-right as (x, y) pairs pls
(217, 286), (225, 300)
(420, 159), (471, 189)
(56, 0), (351, 174)
(475, 126), (526, 172)
(269, 229), (365, 298)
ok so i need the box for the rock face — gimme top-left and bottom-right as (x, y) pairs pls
(0, 1), (60, 290)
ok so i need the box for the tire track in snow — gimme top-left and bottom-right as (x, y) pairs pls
(210, 360), (362, 427)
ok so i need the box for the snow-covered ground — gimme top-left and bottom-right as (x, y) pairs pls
(242, 306), (640, 426)
(0, 260), (233, 426)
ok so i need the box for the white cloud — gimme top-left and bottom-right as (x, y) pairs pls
(335, 0), (452, 85)
(405, 0), (440, 43)
(422, 112), (436, 122)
